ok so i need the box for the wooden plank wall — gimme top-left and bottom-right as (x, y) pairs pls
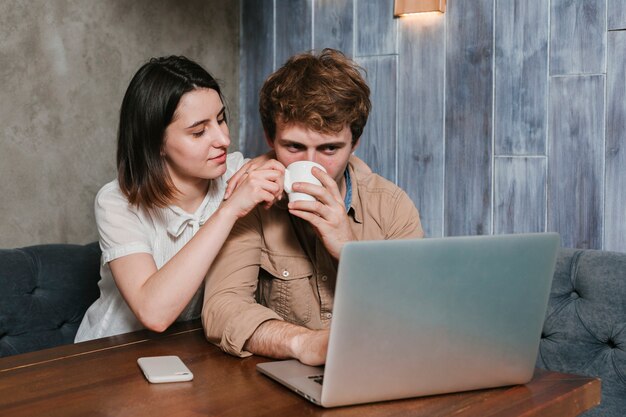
(605, 31), (626, 251)
(239, 0), (273, 157)
(444, 0), (493, 237)
(239, 0), (626, 252)
(397, 14), (445, 238)
(493, 0), (549, 235)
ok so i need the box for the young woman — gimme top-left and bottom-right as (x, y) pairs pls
(75, 56), (283, 342)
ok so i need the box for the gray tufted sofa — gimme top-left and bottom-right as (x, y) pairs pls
(537, 248), (626, 417)
(0, 243), (624, 416)
(0, 242), (101, 356)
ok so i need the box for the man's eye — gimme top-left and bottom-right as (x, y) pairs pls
(323, 146), (338, 153)
(287, 144), (302, 151)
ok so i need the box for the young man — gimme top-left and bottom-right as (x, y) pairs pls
(202, 49), (424, 366)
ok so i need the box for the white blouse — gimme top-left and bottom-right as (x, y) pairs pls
(75, 152), (246, 342)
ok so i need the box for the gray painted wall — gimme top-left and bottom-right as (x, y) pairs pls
(0, 0), (239, 248)
(239, 0), (626, 253)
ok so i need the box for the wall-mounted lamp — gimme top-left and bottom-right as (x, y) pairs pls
(394, 0), (446, 16)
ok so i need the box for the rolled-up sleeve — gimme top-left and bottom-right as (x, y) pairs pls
(202, 208), (283, 357)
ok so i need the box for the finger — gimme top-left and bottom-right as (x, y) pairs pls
(258, 158), (286, 173)
(247, 184), (276, 204)
(288, 200), (331, 219)
(247, 168), (283, 183)
(259, 189), (277, 204)
(288, 208), (326, 229)
(253, 190), (278, 213)
(311, 167), (343, 202)
(224, 172), (247, 200)
(268, 162), (285, 200)
(275, 174), (284, 200)
(225, 161), (254, 199)
(245, 172), (282, 197)
(261, 179), (282, 197)
(250, 160), (284, 200)
(291, 182), (338, 207)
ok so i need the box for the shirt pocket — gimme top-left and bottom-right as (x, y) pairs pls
(258, 251), (314, 326)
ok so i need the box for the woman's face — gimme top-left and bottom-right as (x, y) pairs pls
(162, 88), (230, 185)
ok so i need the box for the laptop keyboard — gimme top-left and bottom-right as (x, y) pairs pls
(308, 375), (324, 385)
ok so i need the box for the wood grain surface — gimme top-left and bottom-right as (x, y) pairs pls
(0, 321), (601, 417)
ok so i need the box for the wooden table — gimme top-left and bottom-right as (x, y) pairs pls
(0, 321), (601, 417)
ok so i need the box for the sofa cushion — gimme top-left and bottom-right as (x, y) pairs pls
(538, 248), (626, 417)
(0, 242), (101, 357)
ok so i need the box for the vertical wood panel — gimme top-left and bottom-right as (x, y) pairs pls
(608, 0), (626, 30)
(275, 0), (312, 67)
(444, 0), (493, 236)
(605, 31), (626, 251)
(356, 0), (396, 56)
(355, 56), (396, 182)
(238, 0), (626, 253)
(240, 0), (274, 156)
(494, 157), (546, 234)
(313, 0), (354, 56)
(495, 0), (549, 155)
(550, 0), (606, 75)
(398, 15), (445, 238)
(548, 76), (604, 249)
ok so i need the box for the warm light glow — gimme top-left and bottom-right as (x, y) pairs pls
(396, 11), (443, 27)
(394, 0), (446, 16)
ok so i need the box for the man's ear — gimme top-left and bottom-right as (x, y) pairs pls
(264, 130), (275, 149)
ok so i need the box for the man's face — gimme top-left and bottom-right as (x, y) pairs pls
(268, 122), (357, 192)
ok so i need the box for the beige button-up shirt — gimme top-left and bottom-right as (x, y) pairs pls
(202, 156), (424, 357)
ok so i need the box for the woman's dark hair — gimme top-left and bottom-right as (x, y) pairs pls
(117, 55), (224, 209)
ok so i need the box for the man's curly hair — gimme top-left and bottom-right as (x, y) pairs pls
(259, 48), (371, 145)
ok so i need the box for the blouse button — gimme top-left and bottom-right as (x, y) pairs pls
(325, 313), (333, 319)
(282, 270), (290, 277)
(321, 275), (328, 281)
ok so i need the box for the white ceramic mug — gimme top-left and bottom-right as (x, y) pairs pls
(283, 161), (326, 202)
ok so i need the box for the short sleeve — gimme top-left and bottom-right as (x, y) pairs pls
(95, 181), (152, 264)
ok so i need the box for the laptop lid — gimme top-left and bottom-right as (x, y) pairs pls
(319, 233), (559, 407)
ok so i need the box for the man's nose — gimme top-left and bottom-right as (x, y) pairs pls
(302, 150), (317, 163)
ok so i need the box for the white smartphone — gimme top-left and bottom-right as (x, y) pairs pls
(137, 355), (194, 383)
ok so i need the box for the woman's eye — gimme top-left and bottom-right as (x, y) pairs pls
(191, 129), (205, 138)
(218, 116), (227, 125)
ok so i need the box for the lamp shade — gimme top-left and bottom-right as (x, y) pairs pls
(394, 0), (446, 16)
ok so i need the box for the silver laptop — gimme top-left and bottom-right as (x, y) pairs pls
(257, 233), (560, 408)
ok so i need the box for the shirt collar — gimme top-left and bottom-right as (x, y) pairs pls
(346, 155), (368, 224)
(343, 168), (352, 210)
(166, 180), (223, 237)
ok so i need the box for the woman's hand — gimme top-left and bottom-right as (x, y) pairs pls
(224, 150), (277, 200)
(220, 159), (285, 219)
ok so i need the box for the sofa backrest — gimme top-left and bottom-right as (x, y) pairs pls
(0, 242), (101, 357)
(537, 248), (626, 417)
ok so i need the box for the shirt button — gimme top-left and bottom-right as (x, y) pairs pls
(321, 275), (328, 281)
(282, 270), (289, 277)
(325, 313), (333, 319)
